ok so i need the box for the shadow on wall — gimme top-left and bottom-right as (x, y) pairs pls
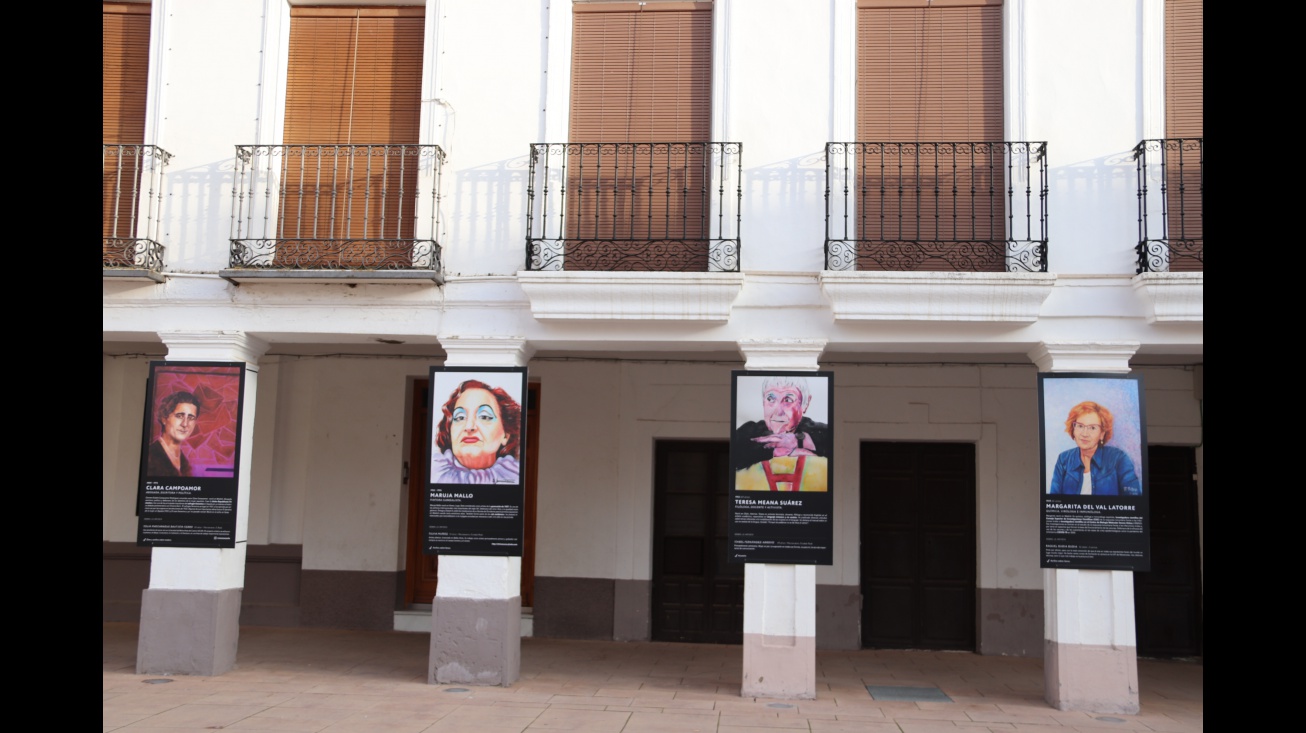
(742, 151), (828, 272)
(162, 160), (237, 269)
(450, 156), (531, 272)
(1046, 150), (1142, 274)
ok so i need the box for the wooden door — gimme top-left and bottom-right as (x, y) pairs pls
(405, 380), (439, 603)
(860, 441), (975, 650)
(405, 380), (540, 606)
(651, 440), (742, 644)
(1133, 445), (1202, 658)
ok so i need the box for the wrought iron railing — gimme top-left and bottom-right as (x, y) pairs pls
(103, 144), (171, 270)
(1134, 138), (1202, 273)
(526, 142), (742, 272)
(229, 144), (444, 270)
(825, 141), (1048, 272)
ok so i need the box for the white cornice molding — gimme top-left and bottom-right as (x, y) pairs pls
(517, 271), (745, 322)
(819, 271), (1056, 322)
(737, 339), (827, 371)
(159, 331), (269, 364)
(436, 336), (533, 367)
(1132, 272), (1203, 323)
(1028, 341), (1141, 373)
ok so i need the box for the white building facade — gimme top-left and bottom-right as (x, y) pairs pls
(104, 0), (1202, 714)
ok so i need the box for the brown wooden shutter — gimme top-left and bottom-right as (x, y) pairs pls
(855, 0), (1004, 271)
(103, 2), (150, 145)
(284, 6), (423, 144)
(103, 2), (151, 252)
(566, 2), (713, 270)
(569, 2), (712, 143)
(1165, 0), (1202, 139)
(280, 6), (423, 264)
(1164, 0), (1201, 269)
(857, 0), (1002, 141)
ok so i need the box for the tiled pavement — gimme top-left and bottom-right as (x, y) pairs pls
(103, 623), (1202, 732)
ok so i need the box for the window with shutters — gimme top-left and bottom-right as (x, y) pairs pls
(842, 0), (1026, 272)
(281, 5), (422, 267)
(1162, 0), (1201, 271)
(235, 5), (432, 270)
(551, 1), (723, 271)
(103, 1), (169, 271)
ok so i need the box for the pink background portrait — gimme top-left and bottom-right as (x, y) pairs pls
(149, 364), (243, 477)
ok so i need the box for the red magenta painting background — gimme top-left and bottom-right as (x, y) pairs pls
(149, 364), (243, 476)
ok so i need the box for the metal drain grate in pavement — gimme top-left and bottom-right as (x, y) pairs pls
(866, 685), (953, 702)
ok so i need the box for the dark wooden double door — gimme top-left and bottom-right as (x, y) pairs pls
(860, 442), (977, 650)
(651, 440), (743, 644)
(1133, 445), (1203, 658)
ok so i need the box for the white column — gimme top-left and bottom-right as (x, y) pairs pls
(428, 336), (533, 686)
(137, 330), (267, 676)
(737, 338), (825, 699)
(1028, 341), (1141, 714)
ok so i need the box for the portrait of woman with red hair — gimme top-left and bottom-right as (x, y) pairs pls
(1048, 401), (1141, 496)
(430, 379), (523, 484)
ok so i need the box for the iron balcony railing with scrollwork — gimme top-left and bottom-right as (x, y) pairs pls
(1134, 138), (1202, 273)
(526, 142), (742, 272)
(103, 144), (172, 271)
(229, 144), (444, 270)
(825, 141), (1048, 273)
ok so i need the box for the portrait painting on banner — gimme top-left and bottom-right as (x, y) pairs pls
(731, 373), (832, 493)
(429, 370), (526, 487)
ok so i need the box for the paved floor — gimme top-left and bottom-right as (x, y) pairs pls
(103, 623), (1202, 732)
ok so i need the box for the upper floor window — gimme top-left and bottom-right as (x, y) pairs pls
(556, 1), (723, 271)
(103, 2), (156, 267)
(275, 6), (425, 267)
(849, 0), (1018, 272)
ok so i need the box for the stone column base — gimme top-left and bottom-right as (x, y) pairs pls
(741, 633), (816, 699)
(430, 596), (521, 686)
(1044, 639), (1140, 714)
(137, 588), (242, 676)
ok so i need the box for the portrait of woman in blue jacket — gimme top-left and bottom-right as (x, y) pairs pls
(1048, 401), (1141, 496)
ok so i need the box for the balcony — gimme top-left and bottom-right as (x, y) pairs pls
(1135, 138), (1202, 273)
(1131, 137), (1203, 323)
(824, 141), (1048, 273)
(525, 142), (742, 272)
(519, 142), (744, 321)
(819, 141), (1054, 322)
(225, 144), (444, 284)
(103, 144), (171, 282)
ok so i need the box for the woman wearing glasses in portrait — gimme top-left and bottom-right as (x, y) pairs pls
(1048, 401), (1141, 496)
(147, 390), (202, 477)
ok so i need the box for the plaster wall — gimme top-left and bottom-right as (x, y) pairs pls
(530, 361), (623, 578)
(1013, 0), (1147, 276)
(434, 0), (548, 276)
(103, 355), (153, 541)
(150, 0), (272, 272)
(725, 0), (834, 273)
(275, 357), (426, 572)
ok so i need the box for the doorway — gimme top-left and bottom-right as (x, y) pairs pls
(651, 440), (743, 644)
(1133, 445), (1202, 658)
(404, 380), (541, 606)
(859, 441), (976, 650)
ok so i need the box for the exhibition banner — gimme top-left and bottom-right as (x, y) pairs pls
(727, 371), (834, 565)
(137, 361), (247, 548)
(424, 366), (528, 556)
(1038, 372), (1151, 571)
